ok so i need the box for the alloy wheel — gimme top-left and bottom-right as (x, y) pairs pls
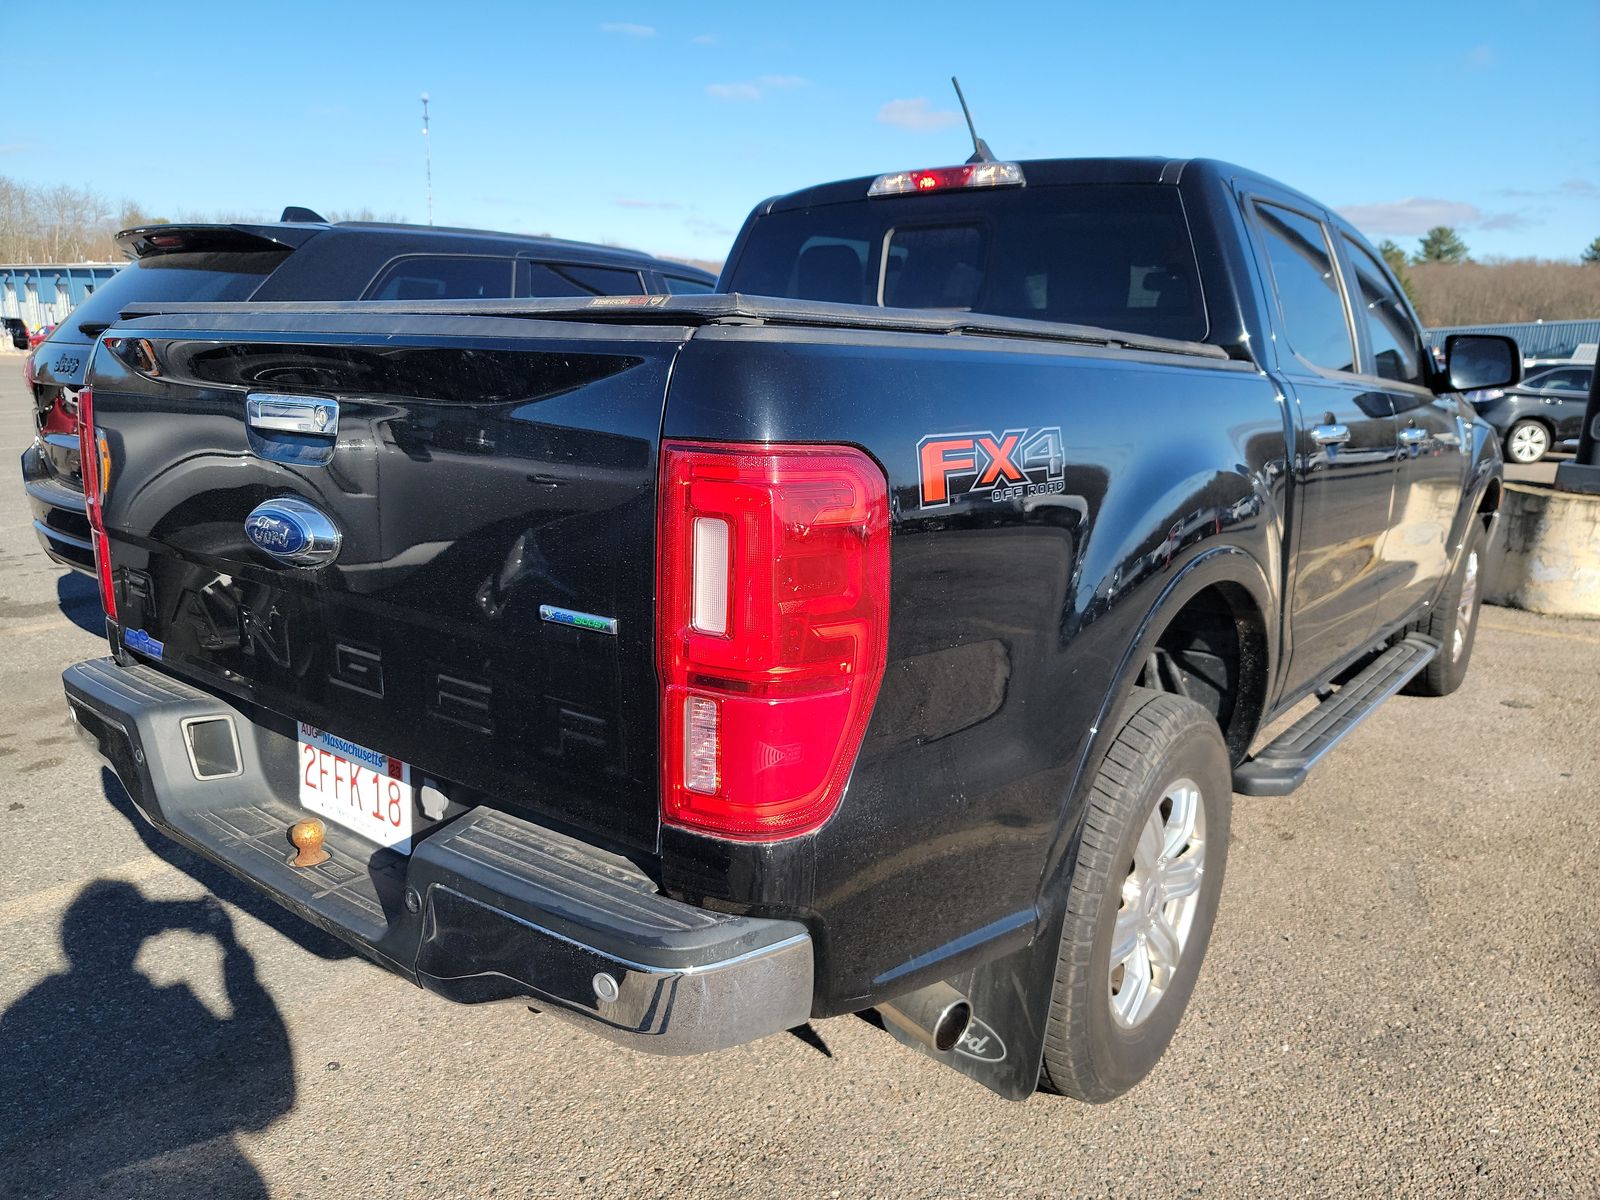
(1108, 778), (1207, 1028)
(1453, 550), (1479, 663)
(1508, 424), (1548, 463)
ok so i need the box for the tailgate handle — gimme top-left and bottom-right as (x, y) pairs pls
(247, 394), (339, 438)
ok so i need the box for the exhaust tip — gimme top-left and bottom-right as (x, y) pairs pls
(879, 981), (973, 1054)
(930, 998), (973, 1053)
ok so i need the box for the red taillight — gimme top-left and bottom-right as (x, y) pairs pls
(77, 386), (117, 620)
(22, 351), (36, 389)
(657, 441), (890, 841)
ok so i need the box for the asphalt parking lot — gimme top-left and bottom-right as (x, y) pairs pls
(0, 357), (1595, 1199)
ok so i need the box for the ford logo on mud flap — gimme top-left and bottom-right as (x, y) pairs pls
(244, 497), (341, 568)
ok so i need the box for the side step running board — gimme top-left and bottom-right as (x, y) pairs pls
(1233, 634), (1439, 797)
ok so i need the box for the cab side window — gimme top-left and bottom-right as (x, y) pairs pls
(1342, 237), (1426, 387)
(1252, 202), (1355, 373)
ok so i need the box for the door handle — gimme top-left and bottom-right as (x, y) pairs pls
(1310, 424), (1351, 446)
(1398, 427), (1428, 443)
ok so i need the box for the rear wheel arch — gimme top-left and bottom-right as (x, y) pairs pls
(1038, 547), (1273, 904)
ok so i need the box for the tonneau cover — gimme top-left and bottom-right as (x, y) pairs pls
(116, 293), (1230, 361)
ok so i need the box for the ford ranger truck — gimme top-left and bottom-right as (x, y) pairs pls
(63, 157), (1517, 1102)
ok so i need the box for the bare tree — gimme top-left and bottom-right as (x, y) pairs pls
(1410, 259), (1600, 325)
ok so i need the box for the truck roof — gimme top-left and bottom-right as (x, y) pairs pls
(758, 156), (1320, 218)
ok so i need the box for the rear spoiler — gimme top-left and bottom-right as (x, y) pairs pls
(114, 222), (326, 260)
(114, 294), (1232, 362)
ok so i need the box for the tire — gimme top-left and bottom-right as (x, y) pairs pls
(1038, 687), (1231, 1103)
(1503, 419), (1550, 464)
(1403, 520), (1486, 697)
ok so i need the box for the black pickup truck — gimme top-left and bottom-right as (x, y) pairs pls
(64, 156), (1518, 1103)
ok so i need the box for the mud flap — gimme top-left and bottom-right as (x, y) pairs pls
(880, 905), (1067, 1101)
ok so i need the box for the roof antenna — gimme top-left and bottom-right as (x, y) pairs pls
(951, 77), (996, 164)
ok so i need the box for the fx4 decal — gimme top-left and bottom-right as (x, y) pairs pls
(916, 427), (1066, 509)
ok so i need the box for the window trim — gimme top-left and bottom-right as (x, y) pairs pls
(360, 252), (517, 301)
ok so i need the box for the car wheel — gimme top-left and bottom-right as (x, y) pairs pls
(1504, 419), (1550, 464)
(1038, 687), (1230, 1103)
(1404, 520), (1486, 698)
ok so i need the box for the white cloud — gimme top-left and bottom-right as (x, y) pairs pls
(705, 76), (808, 102)
(1464, 44), (1495, 67)
(876, 98), (960, 133)
(706, 82), (762, 102)
(691, 33), (718, 45)
(1561, 178), (1597, 195)
(1338, 197), (1535, 237)
(1337, 197), (1500, 236)
(600, 22), (655, 38)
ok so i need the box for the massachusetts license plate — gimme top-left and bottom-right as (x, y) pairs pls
(297, 722), (415, 852)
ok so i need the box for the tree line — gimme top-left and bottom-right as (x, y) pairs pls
(0, 175), (401, 264)
(1378, 228), (1600, 325)
(4, 173), (1596, 328)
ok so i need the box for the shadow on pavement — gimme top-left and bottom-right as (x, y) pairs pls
(0, 881), (294, 1198)
(56, 571), (105, 637)
(101, 768), (352, 964)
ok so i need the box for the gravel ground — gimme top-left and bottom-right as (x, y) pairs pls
(0, 366), (1595, 1199)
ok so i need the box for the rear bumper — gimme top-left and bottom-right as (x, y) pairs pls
(21, 440), (94, 574)
(64, 656), (813, 1054)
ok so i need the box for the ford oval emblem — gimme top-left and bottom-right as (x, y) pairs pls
(244, 497), (341, 567)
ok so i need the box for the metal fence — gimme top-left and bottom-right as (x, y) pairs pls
(1426, 319), (1600, 362)
(0, 264), (124, 332)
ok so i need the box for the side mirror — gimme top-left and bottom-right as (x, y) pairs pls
(1443, 334), (1521, 393)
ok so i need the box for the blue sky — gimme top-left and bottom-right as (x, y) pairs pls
(5, 0), (1598, 263)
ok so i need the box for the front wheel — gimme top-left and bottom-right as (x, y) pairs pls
(1038, 688), (1230, 1103)
(1504, 419), (1550, 464)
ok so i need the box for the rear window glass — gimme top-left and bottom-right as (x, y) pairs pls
(63, 250), (288, 335)
(724, 184), (1207, 341)
(366, 255), (514, 300)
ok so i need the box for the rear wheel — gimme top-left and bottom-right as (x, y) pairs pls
(1404, 521), (1486, 697)
(1038, 688), (1230, 1102)
(1504, 419), (1550, 464)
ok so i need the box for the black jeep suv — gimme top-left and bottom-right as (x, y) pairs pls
(21, 212), (715, 573)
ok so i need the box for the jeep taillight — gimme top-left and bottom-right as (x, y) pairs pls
(76, 386), (116, 620)
(657, 441), (890, 841)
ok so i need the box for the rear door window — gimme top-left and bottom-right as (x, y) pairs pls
(1252, 203), (1355, 373)
(1340, 236), (1426, 387)
(521, 262), (645, 297)
(1530, 368), (1589, 392)
(364, 255), (515, 300)
(663, 274), (716, 295)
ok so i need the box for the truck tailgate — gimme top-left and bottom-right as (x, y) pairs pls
(90, 314), (687, 854)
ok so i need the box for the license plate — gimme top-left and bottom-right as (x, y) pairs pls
(297, 722), (415, 852)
